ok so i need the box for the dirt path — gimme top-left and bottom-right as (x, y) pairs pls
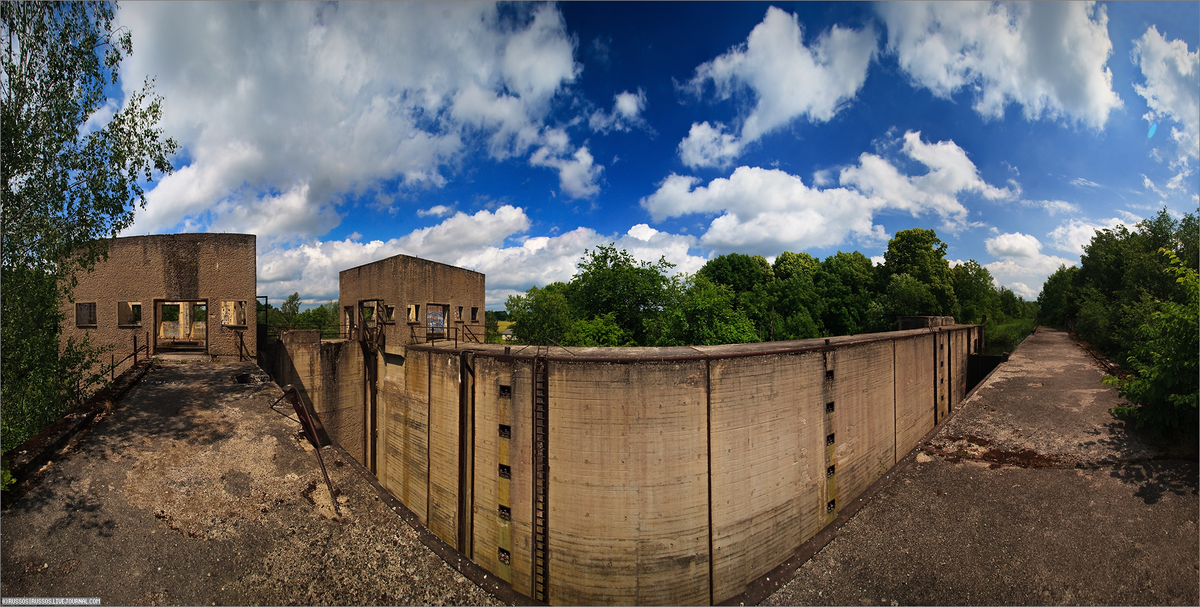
(764, 328), (1198, 606)
(1, 357), (500, 606)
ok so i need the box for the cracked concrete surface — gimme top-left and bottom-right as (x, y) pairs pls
(764, 328), (1198, 606)
(1, 357), (500, 606)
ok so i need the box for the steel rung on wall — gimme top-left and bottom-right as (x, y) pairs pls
(532, 357), (549, 601)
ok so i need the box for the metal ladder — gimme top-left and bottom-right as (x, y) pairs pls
(532, 356), (549, 602)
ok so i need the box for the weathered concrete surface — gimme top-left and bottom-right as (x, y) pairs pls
(764, 328), (1199, 606)
(0, 357), (499, 606)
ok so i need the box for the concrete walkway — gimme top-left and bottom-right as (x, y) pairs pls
(764, 328), (1198, 606)
(1, 357), (499, 606)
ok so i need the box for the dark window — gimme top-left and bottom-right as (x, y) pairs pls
(499, 424), (512, 439)
(471, 307), (479, 322)
(76, 302), (97, 326)
(499, 384), (512, 398)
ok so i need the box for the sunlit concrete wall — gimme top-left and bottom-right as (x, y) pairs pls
(391, 327), (975, 604)
(338, 253), (486, 347)
(282, 325), (978, 605)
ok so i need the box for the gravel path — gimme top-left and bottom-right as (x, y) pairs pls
(764, 328), (1198, 606)
(1, 357), (500, 606)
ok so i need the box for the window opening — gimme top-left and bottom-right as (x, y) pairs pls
(162, 304), (180, 322)
(407, 304), (420, 323)
(471, 307), (479, 322)
(221, 300), (247, 327)
(426, 304), (447, 336)
(385, 305), (395, 322)
(118, 302), (142, 326)
(76, 302), (97, 327)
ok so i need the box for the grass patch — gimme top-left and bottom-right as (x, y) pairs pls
(984, 318), (1037, 355)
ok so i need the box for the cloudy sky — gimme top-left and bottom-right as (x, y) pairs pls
(111, 1), (1199, 307)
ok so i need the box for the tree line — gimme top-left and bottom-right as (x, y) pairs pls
(258, 294), (341, 338)
(504, 227), (1036, 348)
(1038, 208), (1198, 439)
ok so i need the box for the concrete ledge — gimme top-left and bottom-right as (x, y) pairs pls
(1, 360), (153, 507)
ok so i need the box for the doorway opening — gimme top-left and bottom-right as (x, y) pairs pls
(156, 300), (208, 351)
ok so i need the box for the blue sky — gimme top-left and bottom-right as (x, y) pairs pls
(111, 1), (1199, 308)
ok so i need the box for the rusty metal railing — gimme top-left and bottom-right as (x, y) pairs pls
(408, 323), (485, 347)
(272, 384), (340, 516)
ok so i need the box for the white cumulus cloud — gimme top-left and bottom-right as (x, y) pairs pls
(115, 2), (598, 241)
(1046, 216), (1132, 256)
(839, 130), (1016, 229)
(678, 6), (876, 168)
(589, 88), (649, 133)
(646, 130), (1014, 256)
(984, 232), (1074, 298)
(256, 206), (706, 308)
(1132, 25), (1200, 167)
(879, 1), (1121, 128)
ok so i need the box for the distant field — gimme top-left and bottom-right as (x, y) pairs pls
(497, 321), (513, 332)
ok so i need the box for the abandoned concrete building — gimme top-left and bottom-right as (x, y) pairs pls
(67, 234), (985, 604)
(62, 233), (258, 364)
(264, 252), (984, 606)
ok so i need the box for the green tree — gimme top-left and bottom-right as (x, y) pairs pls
(698, 253), (774, 295)
(1106, 250), (1198, 439)
(815, 251), (876, 336)
(881, 228), (957, 316)
(951, 260), (999, 324)
(484, 310), (501, 344)
(568, 244), (674, 345)
(771, 251), (818, 283)
(1037, 265), (1080, 328)
(563, 313), (632, 347)
(281, 292), (301, 328)
(2, 2), (176, 453)
(646, 275), (758, 346)
(867, 273), (940, 331)
(506, 282), (575, 345)
(1073, 208), (1195, 359)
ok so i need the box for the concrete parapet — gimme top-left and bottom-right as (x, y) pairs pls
(278, 325), (980, 605)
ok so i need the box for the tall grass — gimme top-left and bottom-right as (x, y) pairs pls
(984, 318), (1038, 354)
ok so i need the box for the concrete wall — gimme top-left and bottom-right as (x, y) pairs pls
(266, 330), (364, 462)
(62, 234), (257, 360)
(277, 325), (978, 605)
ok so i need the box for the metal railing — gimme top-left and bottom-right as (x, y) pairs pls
(408, 323), (485, 348)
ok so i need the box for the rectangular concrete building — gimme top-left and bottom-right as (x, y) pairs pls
(338, 253), (486, 350)
(61, 233), (257, 361)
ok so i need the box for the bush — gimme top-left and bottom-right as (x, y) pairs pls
(1105, 251), (1199, 440)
